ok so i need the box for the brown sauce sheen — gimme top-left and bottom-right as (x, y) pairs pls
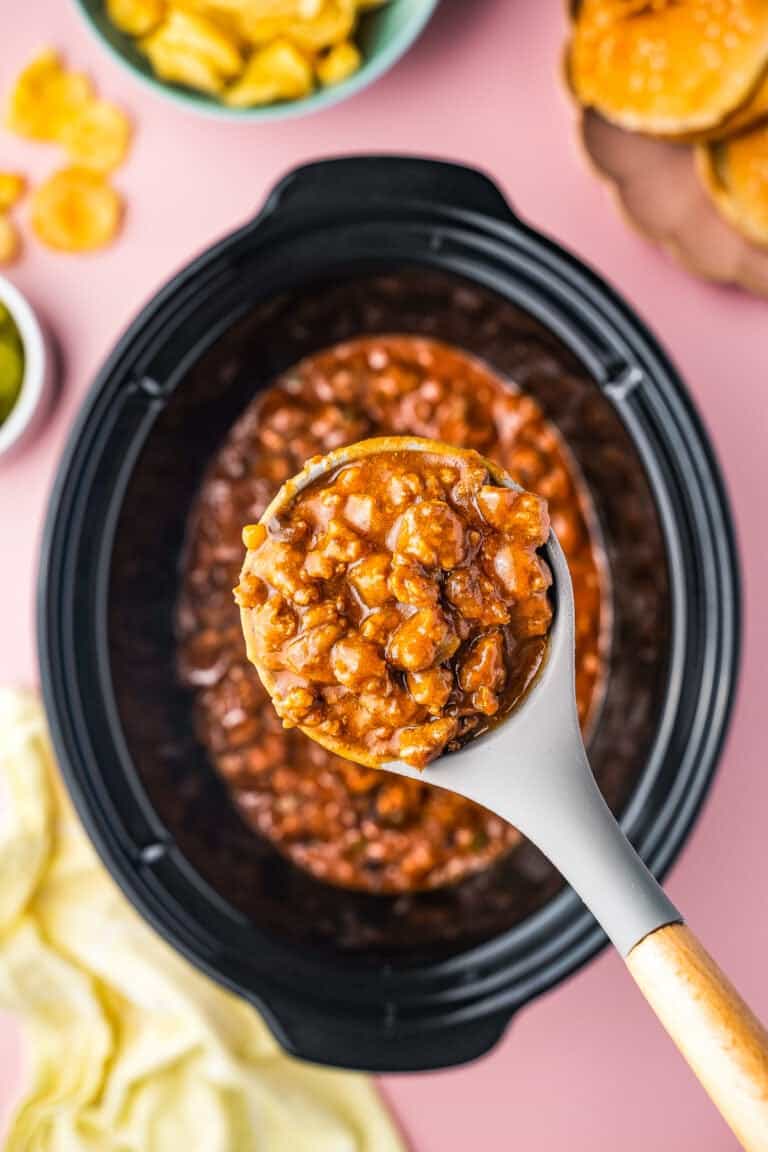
(236, 448), (552, 769)
(178, 336), (607, 893)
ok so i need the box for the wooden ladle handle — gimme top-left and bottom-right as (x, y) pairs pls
(627, 923), (768, 1151)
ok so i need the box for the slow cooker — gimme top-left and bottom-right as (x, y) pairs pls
(38, 156), (740, 1071)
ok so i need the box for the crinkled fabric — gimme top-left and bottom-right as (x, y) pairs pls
(0, 689), (405, 1152)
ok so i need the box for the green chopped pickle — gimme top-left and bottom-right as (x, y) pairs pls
(0, 302), (24, 425)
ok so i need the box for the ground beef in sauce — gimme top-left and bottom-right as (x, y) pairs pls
(177, 335), (607, 893)
(236, 442), (553, 768)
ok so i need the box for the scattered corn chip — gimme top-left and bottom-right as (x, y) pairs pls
(0, 173), (26, 211)
(0, 216), (20, 265)
(317, 39), (360, 86)
(30, 167), (122, 253)
(698, 122), (768, 245)
(224, 38), (313, 105)
(59, 99), (132, 171)
(568, 0), (768, 136)
(6, 49), (93, 142)
(107, 0), (166, 36)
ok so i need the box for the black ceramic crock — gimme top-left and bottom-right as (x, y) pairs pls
(38, 157), (740, 1072)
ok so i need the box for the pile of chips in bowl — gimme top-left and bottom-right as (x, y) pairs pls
(106, 0), (388, 107)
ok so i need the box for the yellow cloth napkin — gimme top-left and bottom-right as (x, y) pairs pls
(0, 689), (405, 1152)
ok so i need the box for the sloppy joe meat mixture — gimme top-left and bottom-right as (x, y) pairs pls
(236, 445), (552, 769)
(177, 336), (606, 893)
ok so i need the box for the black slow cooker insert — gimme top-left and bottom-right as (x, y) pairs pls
(39, 157), (740, 1071)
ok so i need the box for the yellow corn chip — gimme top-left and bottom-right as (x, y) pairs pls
(239, 0), (356, 52)
(142, 8), (243, 81)
(0, 216), (20, 266)
(6, 48), (93, 142)
(698, 122), (768, 245)
(30, 167), (122, 252)
(281, 0), (357, 52)
(107, 0), (166, 36)
(172, 1), (248, 47)
(59, 99), (132, 171)
(316, 38), (360, 86)
(142, 35), (226, 92)
(0, 172), (26, 211)
(568, 0), (768, 136)
(224, 38), (313, 106)
(196, 0), (322, 16)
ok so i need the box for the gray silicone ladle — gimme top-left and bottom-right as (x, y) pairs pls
(395, 513), (768, 1152)
(394, 519), (679, 954)
(244, 437), (768, 1151)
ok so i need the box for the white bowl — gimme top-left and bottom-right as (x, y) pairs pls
(0, 277), (53, 460)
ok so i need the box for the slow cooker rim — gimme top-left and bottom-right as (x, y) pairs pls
(37, 166), (741, 1066)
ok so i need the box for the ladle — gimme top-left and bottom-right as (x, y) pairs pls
(242, 437), (768, 1151)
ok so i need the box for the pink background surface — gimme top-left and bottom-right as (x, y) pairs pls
(2, 2), (767, 1148)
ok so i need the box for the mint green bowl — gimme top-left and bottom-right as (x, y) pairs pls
(73, 0), (439, 120)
